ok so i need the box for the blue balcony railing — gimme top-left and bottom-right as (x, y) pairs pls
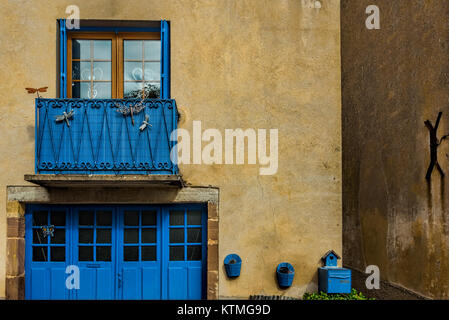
(35, 99), (178, 175)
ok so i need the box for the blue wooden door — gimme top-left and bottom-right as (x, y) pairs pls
(25, 204), (206, 300)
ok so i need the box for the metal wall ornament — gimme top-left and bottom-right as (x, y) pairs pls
(41, 225), (55, 238)
(425, 111), (449, 180)
(55, 109), (75, 127)
(115, 101), (146, 126)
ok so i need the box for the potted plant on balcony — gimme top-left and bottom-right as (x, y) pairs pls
(276, 262), (295, 288)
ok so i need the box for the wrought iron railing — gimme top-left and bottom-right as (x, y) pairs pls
(35, 99), (178, 174)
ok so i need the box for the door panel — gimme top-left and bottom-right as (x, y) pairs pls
(25, 204), (206, 300)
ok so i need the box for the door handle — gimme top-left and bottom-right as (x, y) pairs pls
(117, 273), (122, 288)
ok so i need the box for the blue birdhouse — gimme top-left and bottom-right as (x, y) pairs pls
(318, 250), (351, 294)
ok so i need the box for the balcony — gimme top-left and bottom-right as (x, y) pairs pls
(34, 98), (178, 176)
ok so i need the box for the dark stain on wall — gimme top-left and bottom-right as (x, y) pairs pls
(342, 0), (449, 298)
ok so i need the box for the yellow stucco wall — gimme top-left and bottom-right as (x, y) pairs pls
(0, 0), (341, 298)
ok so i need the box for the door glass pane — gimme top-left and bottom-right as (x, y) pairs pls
(93, 40), (111, 60)
(96, 229), (111, 243)
(33, 246), (47, 261)
(169, 211), (184, 226)
(124, 211), (139, 226)
(142, 246), (156, 261)
(141, 211), (157, 226)
(33, 229), (46, 244)
(50, 247), (65, 262)
(142, 228), (156, 243)
(50, 211), (66, 226)
(124, 229), (139, 243)
(79, 246), (93, 261)
(50, 229), (66, 244)
(169, 229), (184, 243)
(187, 228), (201, 243)
(169, 246), (184, 261)
(79, 211), (94, 226)
(72, 39), (90, 59)
(124, 40), (142, 60)
(96, 211), (112, 226)
(79, 229), (94, 243)
(187, 211), (202, 225)
(33, 211), (47, 226)
(124, 246), (139, 261)
(96, 246), (111, 261)
(187, 246), (202, 261)
(143, 82), (160, 98)
(144, 40), (160, 60)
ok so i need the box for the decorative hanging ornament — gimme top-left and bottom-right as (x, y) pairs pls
(139, 114), (152, 131)
(41, 225), (55, 238)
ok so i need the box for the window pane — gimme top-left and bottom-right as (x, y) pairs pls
(51, 211), (66, 226)
(124, 62), (143, 81)
(73, 39), (90, 59)
(33, 229), (46, 244)
(169, 211), (184, 226)
(124, 211), (139, 226)
(187, 228), (201, 243)
(96, 211), (112, 226)
(142, 246), (156, 261)
(169, 228), (184, 243)
(124, 229), (139, 243)
(79, 246), (93, 261)
(187, 246), (202, 261)
(141, 211), (157, 226)
(124, 246), (139, 261)
(93, 40), (111, 60)
(91, 82), (111, 99)
(96, 229), (111, 243)
(51, 247), (65, 262)
(79, 229), (94, 244)
(96, 246), (111, 261)
(79, 211), (94, 226)
(144, 62), (160, 81)
(93, 62), (111, 81)
(33, 211), (47, 226)
(124, 40), (142, 60)
(142, 228), (156, 243)
(187, 211), (202, 225)
(169, 246), (184, 261)
(72, 61), (91, 80)
(50, 229), (65, 244)
(143, 82), (160, 98)
(144, 40), (160, 60)
(124, 82), (143, 99)
(33, 246), (47, 261)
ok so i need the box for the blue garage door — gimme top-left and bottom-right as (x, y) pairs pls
(25, 204), (207, 300)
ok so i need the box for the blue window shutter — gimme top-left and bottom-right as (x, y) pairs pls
(58, 19), (67, 98)
(161, 20), (170, 99)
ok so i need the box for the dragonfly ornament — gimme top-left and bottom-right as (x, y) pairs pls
(139, 114), (152, 131)
(25, 86), (48, 98)
(55, 109), (75, 127)
(115, 101), (146, 126)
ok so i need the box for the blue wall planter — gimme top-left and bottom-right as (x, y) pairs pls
(224, 254), (242, 278)
(276, 263), (295, 288)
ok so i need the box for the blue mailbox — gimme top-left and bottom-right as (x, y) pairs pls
(318, 250), (351, 294)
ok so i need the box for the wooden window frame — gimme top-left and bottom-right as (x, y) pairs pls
(67, 32), (160, 99)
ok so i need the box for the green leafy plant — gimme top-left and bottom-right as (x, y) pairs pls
(302, 289), (374, 300)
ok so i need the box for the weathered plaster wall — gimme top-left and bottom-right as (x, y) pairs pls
(0, 0), (341, 298)
(342, 0), (449, 299)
